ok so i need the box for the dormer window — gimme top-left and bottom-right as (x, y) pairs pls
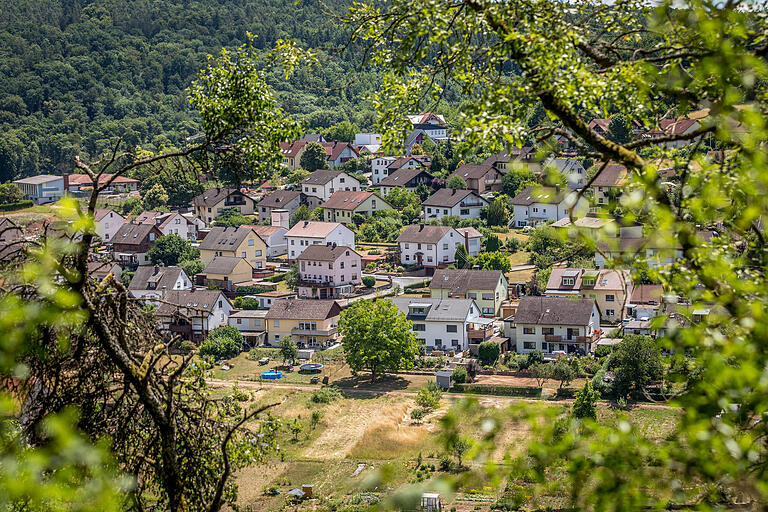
(562, 277), (575, 286)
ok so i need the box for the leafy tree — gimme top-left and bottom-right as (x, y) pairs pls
(289, 418), (303, 440)
(290, 204), (312, 227)
(233, 296), (260, 310)
(415, 385), (442, 411)
(300, 142), (328, 172)
(0, 182), (23, 204)
(472, 251), (511, 272)
(452, 365), (468, 384)
(551, 356), (578, 389)
(609, 335), (663, 399)
(338, 298), (420, 382)
(572, 379), (600, 420)
(525, 225), (571, 268)
(410, 143), (424, 155)
(608, 114), (632, 145)
(119, 197), (145, 216)
(199, 325), (245, 360)
(501, 167), (538, 197)
(279, 337), (299, 365)
(284, 263), (299, 289)
(385, 187), (421, 210)
(486, 197), (508, 226)
(477, 341), (500, 366)
(446, 175), (467, 189)
(448, 437), (471, 468)
(323, 121), (358, 142)
(179, 259), (204, 278)
(285, 168), (310, 185)
(212, 207), (250, 227)
(529, 362), (551, 388)
(484, 233), (502, 252)
(505, 237), (520, 253)
(147, 234), (199, 267)
(362, 275), (376, 287)
(142, 183), (170, 210)
(454, 243), (470, 269)
(415, 182), (431, 201)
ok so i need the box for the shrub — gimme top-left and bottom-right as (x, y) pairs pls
(410, 408), (425, 422)
(231, 383), (249, 402)
(452, 366), (468, 384)
(415, 382), (442, 410)
(362, 275), (376, 287)
(451, 384), (542, 398)
(0, 200), (33, 211)
(368, 249), (381, 255)
(233, 296), (260, 309)
(236, 285), (272, 296)
(526, 350), (544, 367)
(478, 341), (500, 366)
(309, 387), (343, 404)
(177, 340), (196, 353)
(594, 345), (613, 358)
(199, 326), (244, 360)
(572, 379), (600, 420)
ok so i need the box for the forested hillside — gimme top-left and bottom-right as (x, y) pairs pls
(0, 0), (395, 180)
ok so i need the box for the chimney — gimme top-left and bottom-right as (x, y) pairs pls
(271, 209), (289, 230)
(162, 285), (167, 299)
(464, 230), (469, 252)
(303, 221), (309, 227)
(153, 264), (159, 275)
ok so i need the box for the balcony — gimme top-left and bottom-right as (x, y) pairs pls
(459, 201), (485, 208)
(291, 326), (338, 337)
(575, 333), (599, 343)
(467, 326), (495, 340)
(544, 335), (562, 342)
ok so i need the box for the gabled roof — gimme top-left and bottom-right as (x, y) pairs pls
(94, 209), (123, 222)
(510, 186), (566, 206)
(67, 173), (139, 187)
(280, 140), (307, 158)
(302, 170), (344, 186)
(387, 156), (427, 170)
(588, 118), (612, 132)
(483, 147), (536, 167)
(321, 142), (360, 162)
(202, 256), (249, 275)
(259, 190), (302, 209)
(193, 188), (250, 207)
(285, 221), (351, 239)
(658, 118), (699, 135)
(199, 226), (258, 251)
(298, 244), (359, 262)
(321, 191), (390, 211)
(514, 296), (596, 326)
(113, 223), (161, 246)
(391, 297), (475, 322)
(450, 163), (497, 180)
(245, 225), (287, 238)
(264, 299), (342, 320)
(591, 165), (628, 187)
(546, 268), (629, 293)
(156, 290), (228, 317)
(377, 167), (432, 187)
(407, 112), (447, 126)
(134, 211), (186, 229)
(456, 227), (482, 239)
(430, 269), (505, 294)
(630, 284), (664, 304)
(543, 157), (586, 174)
(422, 188), (485, 208)
(129, 265), (186, 291)
(301, 134), (325, 143)
(397, 224), (457, 244)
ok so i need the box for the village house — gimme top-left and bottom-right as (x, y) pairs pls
(127, 265), (193, 301)
(504, 296), (601, 355)
(93, 209), (125, 242)
(198, 226), (266, 269)
(134, 211), (196, 240)
(354, 133), (382, 153)
(228, 310), (268, 346)
(246, 223), (288, 257)
(590, 164), (628, 205)
(429, 269), (509, 317)
(448, 164), (504, 196)
(371, 156), (397, 183)
(257, 190), (304, 222)
(321, 141), (361, 168)
(65, 173), (140, 194)
(14, 175), (65, 204)
(595, 228), (716, 269)
(375, 167), (434, 196)
(390, 297), (494, 353)
(407, 113), (448, 140)
(156, 289), (233, 341)
(541, 157), (587, 189)
(301, 170), (361, 208)
(192, 187), (256, 225)
(265, 299), (342, 348)
(483, 146), (542, 174)
(280, 140), (307, 169)
(285, 221), (355, 261)
(112, 222), (163, 267)
(252, 290), (296, 309)
(545, 268), (633, 323)
(371, 155), (428, 185)
(198, 256), (254, 291)
(647, 118), (702, 148)
(297, 244), (362, 299)
(321, 191), (393, 224)
(87, 261), (123, 282)
(422, 188), (488, 221)
(396, 224), (464, 269)
(626, 284), (664, 320)
(587, 118), (645, 139)
(510, 186), (587, 227)
(456, 227), (483, 257)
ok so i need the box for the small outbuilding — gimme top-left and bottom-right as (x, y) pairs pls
(434, 371), (453, 390)
(421, 492), (443, 511)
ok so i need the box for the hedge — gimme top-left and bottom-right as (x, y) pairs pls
(264, 273), (286, 283)
(554, 388), (577, 399)
(235, 285), (273, 296)
(0, 200), (33, 211)
(404, 279), (431, 291)
(451, 383), (542, 398)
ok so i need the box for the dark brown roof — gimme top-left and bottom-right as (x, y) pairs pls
(450, 164), (496, 180)
(199, 226), (258, 251)
(377, 167), (432, 187)
(422, 188), (483, 208)
(193, 188), (249, 207)
(264, 299), (341, 320)
(156, 290), (229, 316)
(510, 186), (566, 206)
(396, 224), (457, 244)
(302, 169), (344, 186)
(113, 223), (162, 246)
(387, 156), (427, 170)
(630, 284), (664, 304)
(658, 118), (699, 135)
(514, 296), (596, 325)
(591, 165), (628, 187)
(258, 190), (301, 208)
(430, 269), (505, 294)
(280, 140), (307, 158)
(298, 244), (359, 262)
(202, 256), (249, 275)
(129, 265), (186, 291)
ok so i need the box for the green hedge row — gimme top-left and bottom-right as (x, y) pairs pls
(264, 273), (286, 283)
(451, 383), (542, 398)
(0, 200), (33, 211)
(404, 279), (431, 291)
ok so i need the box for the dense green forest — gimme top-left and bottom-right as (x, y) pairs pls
(0, 0), (412, 181)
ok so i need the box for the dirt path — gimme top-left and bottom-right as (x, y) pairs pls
(205, 378), (677, 410)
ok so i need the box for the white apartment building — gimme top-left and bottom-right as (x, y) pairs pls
(285, 221), (355, 260)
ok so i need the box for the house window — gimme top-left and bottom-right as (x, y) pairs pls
(149, 233), (155, 241)
(460, 209), (469, 215)
(273, 320), (280, 327)
(446, 324), (457, 333)
(340, 177), (345, 183)
(218, 300), (222, 308)
(249, 239), (254, 246)
(405, 254), (410, 261)
(434, 339), (443, 348)
(241, 251), (246, 258)
(533, 207), (538, 213)
(606, 294), (615, 302)
(523, 341), (537, 350)
(291, 240), (295, 245)
(426, 256), (433, 262)
(443, 209), (448, 215)
(481, 293), (493, 300)
(413, 323), (426, 332)
(542, 327), (554, 335)
(404, 243), (410, 249)
(255, 250), (262, 257)
(237, 319), (242, 324)
(468, 293), (477, 299)
(562, 277), (575, 286)
(523, 327), (535, 334)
